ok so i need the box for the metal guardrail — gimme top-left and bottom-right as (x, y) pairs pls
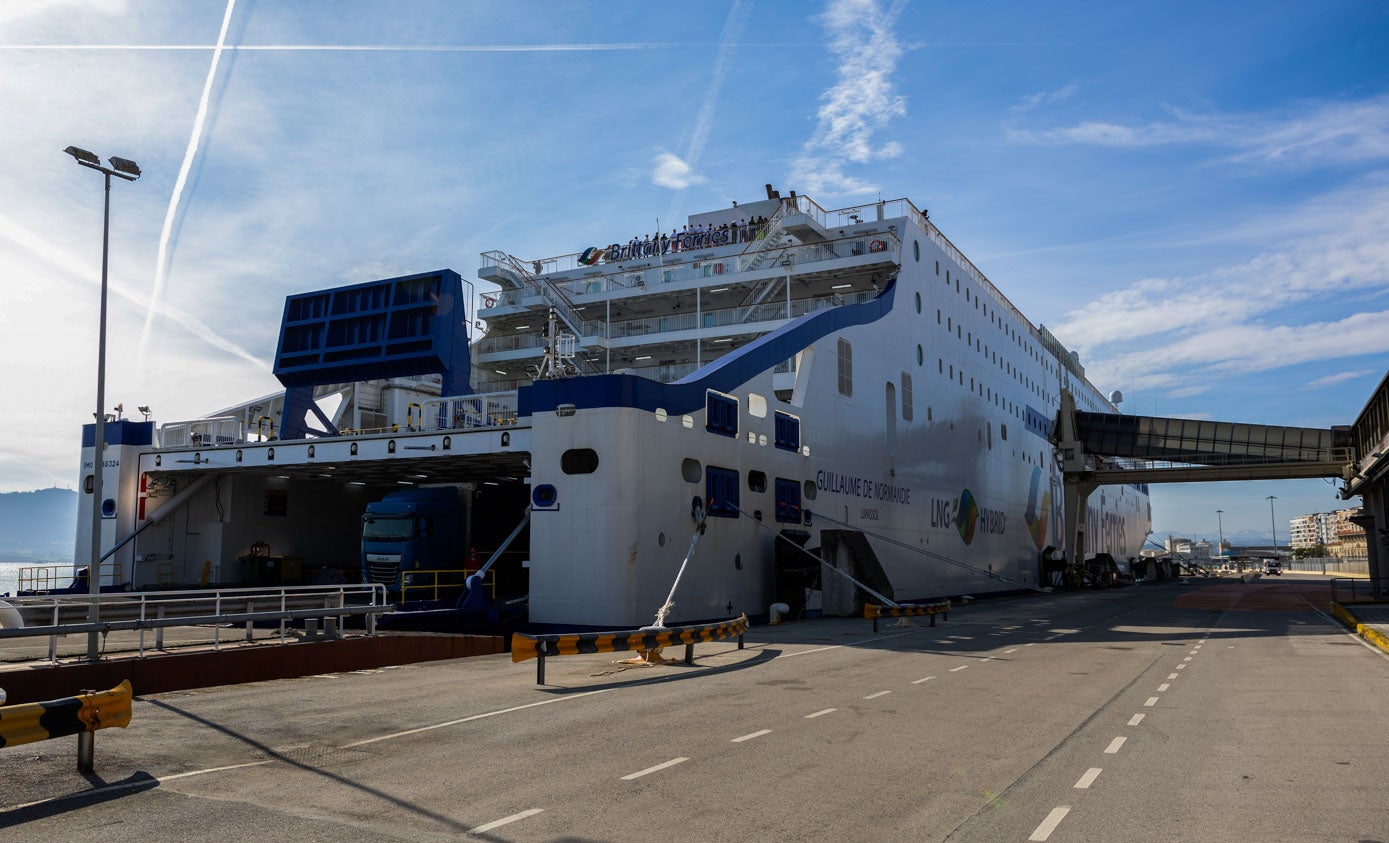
(511, 615), (749, 685)
(0, 584), (389, 662)
(1330, 577), (1389, 604)
(0, 681), (133, 772)
(864, 601), (951, 632)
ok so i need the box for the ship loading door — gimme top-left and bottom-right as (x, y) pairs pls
(773, 530), (816, 620)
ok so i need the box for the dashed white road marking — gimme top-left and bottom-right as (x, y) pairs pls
(1005, 648), (1019, 654)
(1029, 806), (1071, 841)
(1176, 664), (1187, 670)
(1104, 736), (1127, 754)
(1074, 768), (1103, 789)
(1025, 642), (1036, 647)
(470, 808), (544, 834)
(950, 665), (969, 672)
(731, 729), (772, 743)
(862, 691), (891, 700)
(344, 688), (612, 748)
(977, 657), (992, 662)
(1183, 657), (1193, 662)
(1128, 713), (1145, 726)
(806, 708), (837, 719)
(1167, 673), (1179, 679)
(1144, 697), (1159, 707)
(621, 757), (689, 780)
(911, 676), (936, 685)
(1157, 683), (1170, 692)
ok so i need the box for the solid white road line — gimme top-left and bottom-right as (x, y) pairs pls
(1104, 736), (1127, 754)
(806, 708), (837, 718)
(621, 757), (689, 780)
(1157, 683), (1170, 692)
(863, 690), (891, 700)
(343, 688), (612, 748)
(1128, 713), (1145, 726)
(1029, 806), (1072, 841)
(1144, 697), (1159, 707)
(1, 761), (276, 813)
(470, 808), (544, 834)
(911, 676), (936, 684)
(731, 729), (772, 743)
(950, 665), (969, 672)
(1074, 768), (1103, 789)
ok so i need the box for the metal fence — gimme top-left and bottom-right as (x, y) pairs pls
(1283, 557), (1369, 576)
(1330, 577), (1389, 604)
(0, 583), (390, 663)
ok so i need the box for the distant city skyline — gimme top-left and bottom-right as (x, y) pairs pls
(1, 1), (1386, 541)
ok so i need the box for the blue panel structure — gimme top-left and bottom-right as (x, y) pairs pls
(272, 269), (473, 439)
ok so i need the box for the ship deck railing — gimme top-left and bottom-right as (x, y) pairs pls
(484, 230), (900, 309)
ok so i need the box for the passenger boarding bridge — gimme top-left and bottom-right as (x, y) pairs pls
(1055, 378), (1389, 590)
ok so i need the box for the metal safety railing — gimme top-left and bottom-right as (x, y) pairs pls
(16, 561), (124, 593)
(1330, 577), (1389, 605)
(0, 583), (390, 662)
(420, 390), (521, 430)
(400, 568), (496, 602)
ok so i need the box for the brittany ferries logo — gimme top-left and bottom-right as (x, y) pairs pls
(931, 489), (1004, 545)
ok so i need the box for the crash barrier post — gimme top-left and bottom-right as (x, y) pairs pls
(0, 680), (133, 773)
(864, 600), (951, 633)
(511, 615), (748, 685)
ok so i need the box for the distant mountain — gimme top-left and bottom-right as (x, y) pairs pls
(0, 488), (77, 562)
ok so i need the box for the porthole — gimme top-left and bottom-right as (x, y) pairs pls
(681, 457), (702, 483)
(561, 448), (599, 474)
(658, 531), (667, 547)
(748, 470), (767, 493)
(915, 291), (922, 313)
(803, 480), (817, 500)
(917, 345), (923, 365)
(655, 408), (668, 422)
(914, 241), (920, 262)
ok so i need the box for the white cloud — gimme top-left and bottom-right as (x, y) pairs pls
(1306, 370), (1375, 389)
(1012, 83), (1078, 113)
(1052, 177), (1389, 395)
(651, 153), (706, 190)
(790, 0), (908, 197)
(1011, 96), (1389, 168)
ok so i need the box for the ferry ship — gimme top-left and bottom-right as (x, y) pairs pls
(72, 187), (1151, 629)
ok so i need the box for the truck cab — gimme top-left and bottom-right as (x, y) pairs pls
(361, 487), (464, 604)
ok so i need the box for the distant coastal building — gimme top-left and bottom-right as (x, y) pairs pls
(1291, 507), (1367, 558)
(1326, 508), (1368, 559)
(1164, 536), (1193, 555)
(1289, 512), (1334, 550)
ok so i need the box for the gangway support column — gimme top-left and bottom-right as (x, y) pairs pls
(1055, 390), (1098, 572)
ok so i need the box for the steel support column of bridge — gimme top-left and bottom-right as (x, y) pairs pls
(1056, 392), (1097, 569)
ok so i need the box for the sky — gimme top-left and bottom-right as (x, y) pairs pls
(1, 0), (1387, 545)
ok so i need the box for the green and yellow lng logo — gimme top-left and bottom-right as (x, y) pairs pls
(956, 489), (981, 543)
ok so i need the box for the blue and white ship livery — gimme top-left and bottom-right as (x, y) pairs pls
(73, 188), (1151, 629)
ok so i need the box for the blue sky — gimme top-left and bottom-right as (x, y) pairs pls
(1, 0), (1386, 544)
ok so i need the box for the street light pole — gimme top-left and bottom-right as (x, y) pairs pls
(1266, 495), (1278, 559)
(65, 146), (140, 663)
(1216, 509), (1224, 556)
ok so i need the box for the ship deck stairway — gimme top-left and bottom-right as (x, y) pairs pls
(1054, 389), (1355, 567)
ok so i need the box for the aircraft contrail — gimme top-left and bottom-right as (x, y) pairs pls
(0, 42), (703, 52)
(136, 0), (238, 373)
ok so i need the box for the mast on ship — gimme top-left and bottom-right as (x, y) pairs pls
(533, 307), (580, 380)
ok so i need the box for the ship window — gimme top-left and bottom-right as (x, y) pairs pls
(1001, 423), (1008, 441)
(748, 393), (768, 419)
(705, 391), (738, 437)
(774, 411), (801, 451)
(705, 466), (740, 518)
(775, 478), (802, 523)
(902, 373), (913, 421)
(914, 241), (920, 262)
(915, 292), (922, 313)
(939, 358), (943, 374)
(748, 470), (768, 493)
(947, 269), (951, 283)
(937, 309), (941, 324)
(949, 364), (954, 379)
(682, 458), (702, 483)
(837, 339), (853, 396)
(561, 448), (600, 474)
(917, 344), (923, 366)
(928, 406), (933, 421)
(947, 316), (951, 331)
(956, 278), (960, 292)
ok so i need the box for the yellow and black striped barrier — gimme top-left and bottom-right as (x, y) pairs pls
(0, 680), (133, 772)
(512, 615), (748, 684)
(865, 600), (951, 632)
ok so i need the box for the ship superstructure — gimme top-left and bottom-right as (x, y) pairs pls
(73, 188), (1150, 628)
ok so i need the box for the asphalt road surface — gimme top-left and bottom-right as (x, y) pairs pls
(3, 574), (1387, 842)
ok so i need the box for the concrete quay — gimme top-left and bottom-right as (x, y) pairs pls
(3, 574), (1387, 842)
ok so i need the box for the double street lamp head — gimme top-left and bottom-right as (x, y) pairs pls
(64, 145), (141, 181)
